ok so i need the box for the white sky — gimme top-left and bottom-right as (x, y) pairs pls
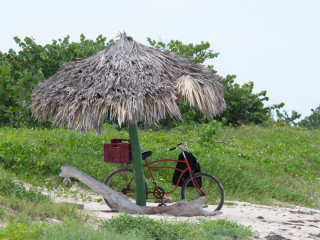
(1, 0), (319, 119)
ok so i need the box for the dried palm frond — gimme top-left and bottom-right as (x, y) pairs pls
(31, 32), (226, 133)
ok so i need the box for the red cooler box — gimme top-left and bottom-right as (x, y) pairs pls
(104, 139), (131, 164)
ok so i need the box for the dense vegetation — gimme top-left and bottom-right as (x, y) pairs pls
(0, 163), (254, 239)
(0, 34), (291, 129)
(1, 122), (318, 238)
(299, 105), (320, 129)
(0, 123), (319, 208)
(0, 35), (110, 128)
(148, 39), (286, 126)
(1, 34), (319, 238)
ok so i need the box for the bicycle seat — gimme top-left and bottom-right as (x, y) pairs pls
(142, 151), (152, 160)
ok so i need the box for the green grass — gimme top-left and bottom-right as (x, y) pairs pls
(0, 220), (140, 240)
(0, 165), (85, 223)
(0, 158), (255, 240)
(0, 164), (254, 239)
(0, 214), (255, 240)
(102, 214), (255, 240)
(0, 123), (319, 208)
(0, 166), (136, 240)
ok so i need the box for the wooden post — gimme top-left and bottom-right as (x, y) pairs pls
(128, 123), (146, 206)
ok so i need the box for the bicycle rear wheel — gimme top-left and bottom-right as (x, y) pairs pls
(103, 168), (148, 209)
(181, 172), (224, 211)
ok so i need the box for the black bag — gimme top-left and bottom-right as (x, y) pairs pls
(172, 151), (202, 187)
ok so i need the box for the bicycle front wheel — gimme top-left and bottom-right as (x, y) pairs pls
(181, 172), (224, 211)
(103, 168), (148, 209)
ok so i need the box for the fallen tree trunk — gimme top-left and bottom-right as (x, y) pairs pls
(59, 165), (222, 217)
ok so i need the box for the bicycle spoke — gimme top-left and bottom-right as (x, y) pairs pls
(181, 173), (224, 210)
(103, 168), (148, 206)
(108, 171), (136, 199)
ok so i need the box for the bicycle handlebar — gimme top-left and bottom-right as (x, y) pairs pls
(169, 142), (188, 151)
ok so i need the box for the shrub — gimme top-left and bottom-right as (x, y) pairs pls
(148, 39), (284, 126)
(0, 165), (48, 203)
(103, 214), (255, 240)
(0, 35), (110, 128)
(299, 105), (320, 129)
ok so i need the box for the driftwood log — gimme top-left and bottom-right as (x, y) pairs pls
(59, 166), (222, 217)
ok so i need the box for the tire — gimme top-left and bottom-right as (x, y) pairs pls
(103, 168), (148, 209)
(181, 172), (224, 211)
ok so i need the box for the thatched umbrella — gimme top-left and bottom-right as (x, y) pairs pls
(31, 32), (226, 206)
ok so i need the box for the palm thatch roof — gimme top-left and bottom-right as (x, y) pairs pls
(31, 33), (226, 133)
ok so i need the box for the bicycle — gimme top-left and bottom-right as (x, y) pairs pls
(103, 141), (224, 211)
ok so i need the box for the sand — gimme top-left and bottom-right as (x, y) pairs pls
(31, 183), (320, 240)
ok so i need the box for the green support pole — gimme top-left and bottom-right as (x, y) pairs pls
(128, 123), (146, 206)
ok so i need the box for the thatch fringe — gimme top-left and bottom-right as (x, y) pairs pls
(31, 32), (226, 133)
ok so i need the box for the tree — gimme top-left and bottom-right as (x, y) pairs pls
(148, 38), (283, 126)
(147, 38), (219, 66)
(275, 109), (301, 126)
(0, 35), (110, 127)
(217, 75), (285, 125)
(1, 35), (283, 127)
(147, 38), (220, 127)
(299, 105), (320, 129)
